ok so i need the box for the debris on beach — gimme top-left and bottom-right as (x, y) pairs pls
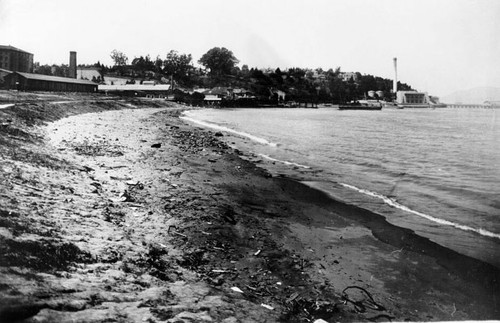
(231, 287), (244, 293)
(261, 303), (274, 310)
(341, 286), (386, 313)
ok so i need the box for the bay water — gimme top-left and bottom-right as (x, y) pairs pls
(181, 107), (500, 268)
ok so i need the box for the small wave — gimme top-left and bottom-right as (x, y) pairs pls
(339, 183), (500, 240)
(180, 114), (277, 147)
(0, 104), (15, 110)
(258, 154), (311, 169)
(50, 101), (80, 104)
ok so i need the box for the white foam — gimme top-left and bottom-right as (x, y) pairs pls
(180, 114), (277, 147)
(258, 153), (311, 169)
(0, 104), (14, 110)
(50, 101), (81, 104)
(339, 183), (500, 240)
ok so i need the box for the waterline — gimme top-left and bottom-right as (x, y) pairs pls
(258, 153), (311, 169)
(339, 182), (500, 240)
(181, 113), (278, 147)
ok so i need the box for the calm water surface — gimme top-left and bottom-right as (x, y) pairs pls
(182, 108), (500, 267)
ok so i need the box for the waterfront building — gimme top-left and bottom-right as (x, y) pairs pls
(396, 91), (430, 108)
(269, 88), (286, 101)
(233, 88), (255, 100)
(0, 45), (34, 73)
(484, 101), (500, 108)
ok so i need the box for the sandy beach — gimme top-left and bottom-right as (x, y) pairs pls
(0, 93), (499, 322)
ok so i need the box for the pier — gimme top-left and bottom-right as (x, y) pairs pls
(446, 104), (499, 109)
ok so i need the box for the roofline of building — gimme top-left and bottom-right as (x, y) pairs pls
(77, 67), (102, 70)
(98, 84), (171, 91)
(0, 45), (33, 55)
(15, 72), (97, 85)
(104, 75), (134, 80)
(397, 91), (428, 94)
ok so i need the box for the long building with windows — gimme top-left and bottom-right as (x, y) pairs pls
(5, 72), (97, 92)
(0, 45), (34, 73)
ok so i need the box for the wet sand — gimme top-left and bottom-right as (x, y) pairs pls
(0, 95), (499, 322)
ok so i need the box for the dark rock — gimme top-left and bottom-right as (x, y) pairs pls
(80, 166), (94, 173)
(0, 303), (44, 322)
(214, 132), (224, 137)
(209, 277), (225, 286)
(222, 206), (237, 225)
(151, 143), (162, 148)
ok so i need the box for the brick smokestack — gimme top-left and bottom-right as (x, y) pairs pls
(393, 57), (397, 94)
(69, 51), (77, 78)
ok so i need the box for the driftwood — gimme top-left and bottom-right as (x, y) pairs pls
(341, 286), (386, 313)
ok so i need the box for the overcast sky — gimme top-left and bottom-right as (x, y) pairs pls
(1, 0), (499, 97)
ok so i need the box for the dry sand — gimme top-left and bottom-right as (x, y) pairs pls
(0, 94), (499, 322)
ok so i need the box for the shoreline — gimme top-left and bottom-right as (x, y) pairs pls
(181, 107), (500, 269)
(170, 107), (500, 320)
(0, 93), (499, 321)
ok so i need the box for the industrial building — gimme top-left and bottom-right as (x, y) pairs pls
(2, 50), (97, 92)
(392, 58), (432, 108)
(396, 91), (430, 108)
(0, 45), (34, 73)
(69, 51), (77, 79)
(5, 72), (97, 92)
(0, 68), (11, 84)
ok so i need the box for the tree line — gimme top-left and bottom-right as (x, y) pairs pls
(34, 47), (413, 103)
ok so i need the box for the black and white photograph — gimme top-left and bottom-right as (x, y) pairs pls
(0, 0), (499, 322)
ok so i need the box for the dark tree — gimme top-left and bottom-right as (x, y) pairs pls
(358, 74), (377, 96)
(131, 55), (155, 72)
(240, 64), (250, 77)
(154, 55), (163, 74)
(52, 64), (69, 77)
(198, 47), (239, 77)
(110, 50), (128, 66)
(35, 64), (52, 75)
(163, 50), (193, 83)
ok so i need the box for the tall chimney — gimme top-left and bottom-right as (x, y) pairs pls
(69, 51), (77, 78)
(393, 57), (397, 94)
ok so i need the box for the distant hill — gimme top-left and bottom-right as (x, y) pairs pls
(441, 87), (500, 104)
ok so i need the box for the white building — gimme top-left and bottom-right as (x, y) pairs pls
(396, 91), (430, 108)
(340, 72), (358, 82)
(77, 67), (102, 81)
(103, 75), (132, 85)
